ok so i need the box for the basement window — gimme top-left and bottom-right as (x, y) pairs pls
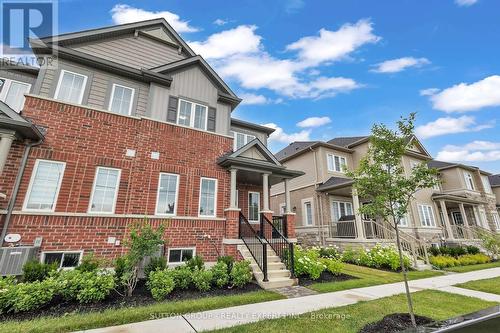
(42, 251), (82, 269)
(168, 248), (195, 264)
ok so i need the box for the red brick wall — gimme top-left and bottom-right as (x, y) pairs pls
(0, 96), (233, 261)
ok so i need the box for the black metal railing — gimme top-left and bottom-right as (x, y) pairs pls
(239, 212), (268, 281)
(261, 213), (295, 278)
(272, 215), (288, 237)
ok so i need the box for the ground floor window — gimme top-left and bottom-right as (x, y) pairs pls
(248, 191), (260, 222)
(42, 251), (82, 269)
(168, 248), (195, 264)
(331, 200), (353, 222)
(199, 177), (217, 217)
(493, 212), (500, 230)
(418, 204), (436, 227)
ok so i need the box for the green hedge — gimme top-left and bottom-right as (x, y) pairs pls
(430, 253), (491, 269)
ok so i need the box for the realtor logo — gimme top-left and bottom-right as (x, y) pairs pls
(1, 0), (57, 54)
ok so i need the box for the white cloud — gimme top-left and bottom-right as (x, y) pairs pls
(415, 116), (494, 139)
(371, 57), (430, 73)
(110, 4), (198, 33)
(286, 19), (380, 67)
(297, 116), (331, 128)
(437, 140), (500, 162)
(455, 0), (478, 7)
(420, 88), (440, 96)
(430, 75), (500, 112)
(263, 123), (311, 144)
(189, 25), (261, 59)
(240, 93), (269, 105)
(213, 19), (228, 26)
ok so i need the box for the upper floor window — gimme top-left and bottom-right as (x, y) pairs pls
(327, 154), (347, 173)
(0, 78), (31, 112)
(155, 173), (179, 216)
(481, 175), (492, 194)
(230, 131), (256, 150)
(24, 160), (66, 212)
(199, 177), (217, 217)
(464, 172), (475, 191)
(55, 70), (88, 104)
(177, 99), (207, 130)
(89, 167), (121, 214)
(331, 201), (353, 222)
(109, 84), (134, 115)
(418, 204), (436, 227)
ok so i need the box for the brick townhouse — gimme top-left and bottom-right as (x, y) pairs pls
(0, 19), (302, 287)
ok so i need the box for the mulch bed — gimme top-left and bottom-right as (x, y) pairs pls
(0, 280), (262, 322)
(359, 313), (433, 333)
(298, 271), (357, 286)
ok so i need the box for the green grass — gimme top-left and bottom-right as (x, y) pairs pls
(456, 276), (500, 295)
(443, 261), (500, 273)
(212, 290), (496, 333)
(309, 263), (444, 293)
(0, 290), (283, 333)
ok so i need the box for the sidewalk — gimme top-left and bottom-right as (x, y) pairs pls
(77, 267), (500, 333)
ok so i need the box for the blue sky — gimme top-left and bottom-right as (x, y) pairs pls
(57, 0), (499, 172)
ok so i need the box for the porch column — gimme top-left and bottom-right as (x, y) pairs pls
(284, 178), (291, 214)
(439, 200), (454, 240)
(352, 188), (365, 239)
(459, 203), (470, 227)
(229, 168), (238, 209)
(262, 173), (270, 211)
(0, 132), (15, 175)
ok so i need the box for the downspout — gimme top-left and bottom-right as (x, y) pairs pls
(0, 138), (43, 247)
(309, 146), (325, 245)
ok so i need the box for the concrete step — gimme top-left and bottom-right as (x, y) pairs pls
(256, 277), (297, 289)
(250, 262), (286, 271)
(255, 269), (291, 280)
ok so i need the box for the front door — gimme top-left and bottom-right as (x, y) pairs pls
(452, 211), (465, 238)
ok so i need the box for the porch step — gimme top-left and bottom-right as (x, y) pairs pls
(415, 259), (432, 271)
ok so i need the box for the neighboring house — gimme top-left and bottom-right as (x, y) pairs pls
(0, 19), (301, 287)
(270, 136), (499, 254)
(488, 174), (500, 230)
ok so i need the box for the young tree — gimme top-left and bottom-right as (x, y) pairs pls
(346, 113), (438, 327)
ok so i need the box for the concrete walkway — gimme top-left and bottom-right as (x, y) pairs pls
(77, 267), (500, 333)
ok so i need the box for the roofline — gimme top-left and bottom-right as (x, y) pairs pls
(345, 136), (370, 148)
(0, 58), (39, 75)
(278, 141), (353, 163)
(432, 162), (492, 176)
(218, 156), (304, 178)
(431, 193), (486, 205)
(231, 118), (275, 135)
(317, 179), (354, 192)
(39, 18), (196, 56)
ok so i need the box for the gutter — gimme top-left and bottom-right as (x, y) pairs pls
(0, 138), (43, 246)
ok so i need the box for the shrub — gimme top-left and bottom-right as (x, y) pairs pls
(114, 256), (127, 283)
(318, 246), (341, 259)
(147, 269), (175, 301)
(9, 278), (56, 312)
(56, 269), (115, 303)
(479, 232), (500, 258)
(0, 276), (16, 313)
(22, 260), (58, 282)
(187, 255), (204, 271)
(429, 246), (441, 257)
(211, 261), (229, 288)
(230, 260), (253, 288)
(171, 265), (192, 290)
(429, 253), (491, 269)
(430, 255), (458, 269)
(294, 246), (325, 280)
(341, 244), (410, 271)
(145, 256), (167, 279)
(217, 255), (235, 274)
(465, 245), (480, 255)
(192, 268), (212, 291)
(76, 253), (101, 272)
(321, 258), (343, 275)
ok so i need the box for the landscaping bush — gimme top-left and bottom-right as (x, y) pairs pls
(465, 245), (480, 255)
(9, 278), (56, 312)
(321, 258), (343, 275)
(294, 246), (326, 280)
(211, 261), (229, 288)
(192, 268), (213, 291)
(22, 260), (58, 282)
(430, 253), (491, 269)
(217, 255), (235, 274)
(230, 260), (253, 287)
(144, 256), (167, 279)
(429, 255), (458, 269)
(146, 269), (175, 301)
(114, 256), (127, 283)
(76, 253), (101, 272)
(0, 276), (16, 313)
(341, 244), (411, 271)
(170, 265), (192, 290)
(187, 255), (204, 271)
(56, 269), (115, 303)
(318, 246), (341, 259)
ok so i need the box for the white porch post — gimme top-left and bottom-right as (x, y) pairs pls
(284, 178), (291, 214)
(352, 188), (365, 239)
(229, 168), (238, 209)
(0, 132), (15, 175)
(262, 173), (270, 211)
(439, 200), (454, 240)
(459, 203), (470, 227)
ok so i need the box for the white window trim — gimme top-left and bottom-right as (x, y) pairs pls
(301, 197), (314, 226)
(88, 167), (122, 214)
(198, 177), (218, 218)
(481, 175), (492, 194)
(22, 159), (66, 212)
(231, 131), (256, 151)
(279, 202), (286, 215)
(493, 212), (500, 230)
(464, 172), (475, 191)
(330, 199), (354, 222)
(177, 98), (208, 131)
(108, 83), (135, 116)
(248, 191), (261, 223)
(54, 69), (88, 104)
(418, 204), (436, 227)
(0, 78), (31, 112)
(41, 250), (83, 270)
(155, 173), (180, 216)
(167, 247), (196, 265)
(326, 153), (347, 173)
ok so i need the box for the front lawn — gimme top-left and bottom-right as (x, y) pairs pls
(456, 276), (500, 295)
(0, 290), (283, 333)
(308, 263), (443, 293)
(212, 290), (496, 333)
(443, 261), (500, 273)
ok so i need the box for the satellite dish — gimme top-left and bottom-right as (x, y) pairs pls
(5, 234), (21, 243)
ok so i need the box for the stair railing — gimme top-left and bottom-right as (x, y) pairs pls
(239, 212), (268, 281)
(261, 213), (295, 278)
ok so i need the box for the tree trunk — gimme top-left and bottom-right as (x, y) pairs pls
(395, 224), (417, 327)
